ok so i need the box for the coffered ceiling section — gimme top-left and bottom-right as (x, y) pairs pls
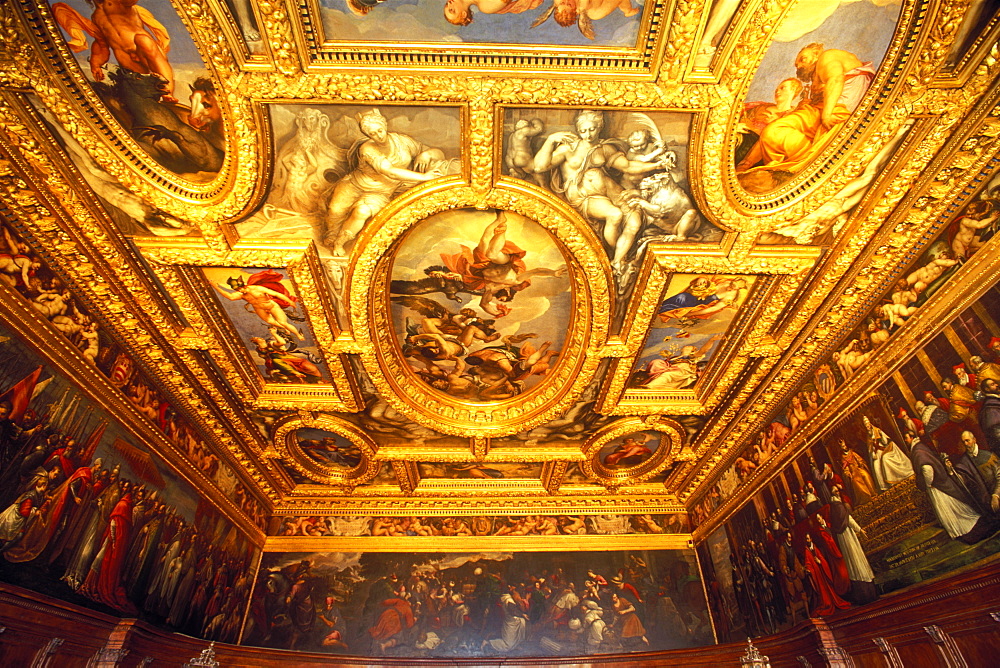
(0, 0), (997, 511)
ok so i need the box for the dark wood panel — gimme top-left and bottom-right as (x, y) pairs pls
(851, 651), (889, 668)
(894, 642), (946, 668)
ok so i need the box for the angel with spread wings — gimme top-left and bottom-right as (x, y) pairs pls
(531, 0), (639, 40)
(52, 0), (177, 102)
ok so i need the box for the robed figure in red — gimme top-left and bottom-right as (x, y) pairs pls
(802, 535), (850, 616)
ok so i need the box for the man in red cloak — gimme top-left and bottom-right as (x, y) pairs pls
(83, 484), (135, 612)
(802, 535), (850, 616)
(369, 590), (415, 653)
(4, 458), (101, 563)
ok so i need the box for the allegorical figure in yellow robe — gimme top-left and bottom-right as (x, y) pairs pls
(737, 43), (876, 192)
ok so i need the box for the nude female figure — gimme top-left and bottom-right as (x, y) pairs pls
(532, 110), (668, 271)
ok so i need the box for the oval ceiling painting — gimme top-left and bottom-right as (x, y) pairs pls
(389, 208), (572, 402)
(293, 428), (365, 470)
(582, 421), (680, 487)
(44, 0), (226, 179)
(733, 0), (903, 194)
(597, 430), (662, 470)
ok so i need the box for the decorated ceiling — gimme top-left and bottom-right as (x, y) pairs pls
(0, 0), (998, 545)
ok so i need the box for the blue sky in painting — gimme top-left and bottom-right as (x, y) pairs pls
(321, 0), (645, 47)
(52, 0), (204, 66)
(746, 0), (902, 102)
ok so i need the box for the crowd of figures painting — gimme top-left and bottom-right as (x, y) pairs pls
(246, 551), (712, 657)
(693, 171), (1000, 524)
(0, 327), (255, 643)
(698, 281), (1000, 642)
(0, 221), (266, 527)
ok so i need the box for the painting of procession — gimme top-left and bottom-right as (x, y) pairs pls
(45, 0), (226, 178)
(734, 0), (902, 193)
(244, 548), (712, 657)
(697, 166), (1000, 523)
(0, 323), (255, 642)
(629, 274), (754, 391)
(502, 108), (723, 311)
(203, 267), (329, 385)
(320, 0), (647, 47)
(699, 279), (1000, 641)
(389, 209), (571, 401)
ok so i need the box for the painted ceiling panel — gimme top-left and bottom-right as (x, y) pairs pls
(0, 0), (997, 534)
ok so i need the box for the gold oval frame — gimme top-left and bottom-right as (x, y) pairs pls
(347, 179), (612, 437)
(19, 0), (252, 204)
(705, 0), (924, 215)
(272, 413), (379, 486)
(581, 417), (685, 487)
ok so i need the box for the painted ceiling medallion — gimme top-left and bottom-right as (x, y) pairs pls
(272, 414), (380, 486)
(353, 184), (611, 437)
(389, 208), (571, 401)
(583, 417), (683, 487)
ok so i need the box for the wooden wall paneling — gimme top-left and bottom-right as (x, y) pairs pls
(0, 587), (116, 667)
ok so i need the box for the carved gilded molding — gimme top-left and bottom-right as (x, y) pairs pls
(264, 533), (693, 552)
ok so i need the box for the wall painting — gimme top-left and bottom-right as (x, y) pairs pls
(245, 548), (711, 656)
(0, 322), (255, 642)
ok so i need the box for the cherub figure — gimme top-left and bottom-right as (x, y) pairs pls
(505, 118), (545, 182)
(444, 0), (543, 26)
(626, 130), (666, 164)
(905, 246), (958, 294)
(0, 226), (40, 290)
(53, 0), (177, 102)
(951, 199), (998, 260)
(532, 0), (639, 40)
(883, 280), (919, 327)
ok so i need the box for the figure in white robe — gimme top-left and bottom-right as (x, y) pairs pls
(864, 417), (914, 490)
(487, 594), (527, 652)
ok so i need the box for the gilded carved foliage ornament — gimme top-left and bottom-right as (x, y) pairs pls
(0, 0), (995, 518)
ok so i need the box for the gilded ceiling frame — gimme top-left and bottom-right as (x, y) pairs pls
(0, 0), (996, 518)
(669, 75), (1000, 504)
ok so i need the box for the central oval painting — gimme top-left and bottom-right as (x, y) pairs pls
(389, 208), (572, 402)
